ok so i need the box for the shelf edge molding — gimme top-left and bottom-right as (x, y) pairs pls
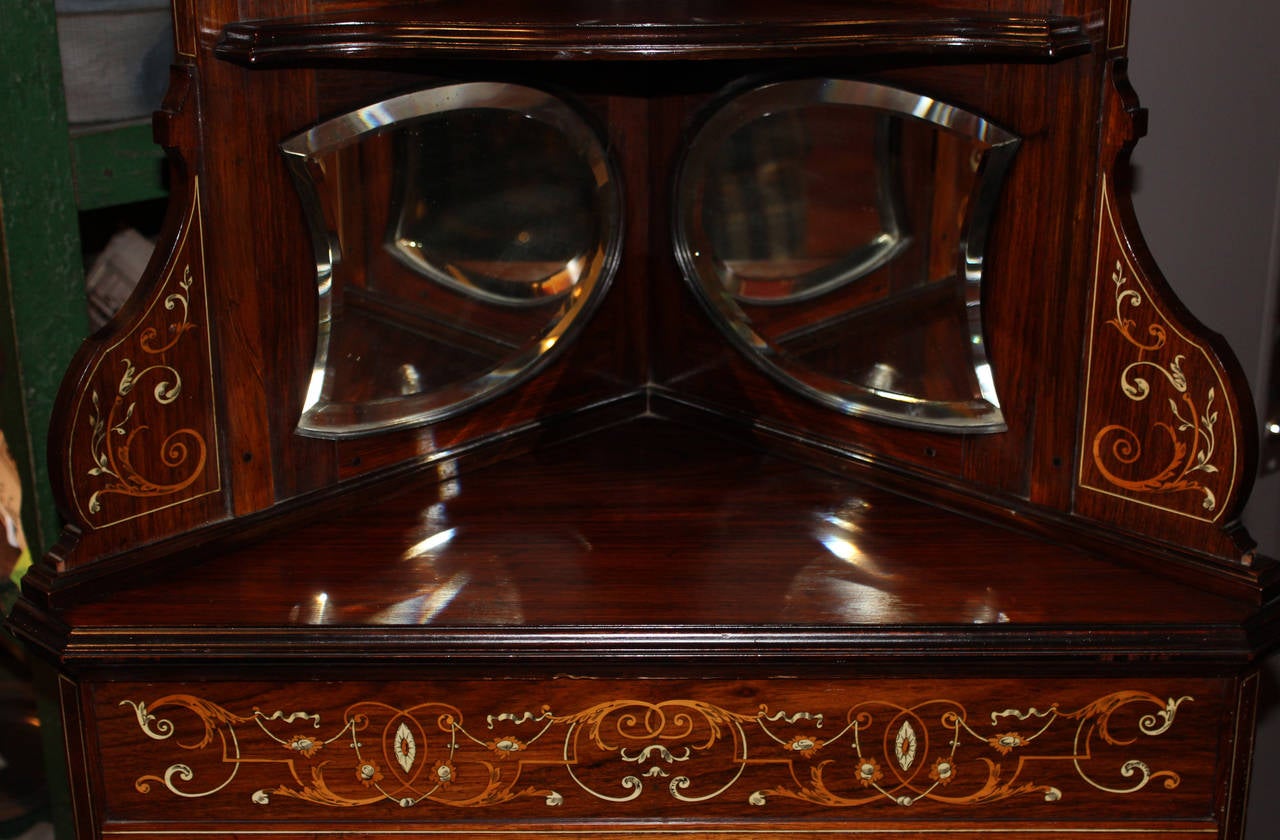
(214, 6), (1093, 67)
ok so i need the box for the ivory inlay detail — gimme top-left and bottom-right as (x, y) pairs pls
(71, 178), (221, 527)
(1079, 177), (1237, 522)
(120, 691), (1190, 811)
(1092, 259), (1220, 512)
(85, 264), (207, 515)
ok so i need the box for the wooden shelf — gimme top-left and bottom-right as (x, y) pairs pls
(10, 417), (1259, 677)
(216, 1), (1091, 66)
(69, 120), (167, 211)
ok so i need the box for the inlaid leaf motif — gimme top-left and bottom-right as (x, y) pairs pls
(894, 720), (918, 771)
(394, 722), (417, 773)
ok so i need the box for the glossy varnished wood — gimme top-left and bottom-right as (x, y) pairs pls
(9, 2), (1279, 839)
(12, 419), (1257, 675)
(216, 1), (1092, 66)
(92, 676), (1226, 827)
(1073, 59), (1260, 560)
(28, 0), (1261, 577)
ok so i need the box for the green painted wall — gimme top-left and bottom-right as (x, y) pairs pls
(0, 0), (91, 559)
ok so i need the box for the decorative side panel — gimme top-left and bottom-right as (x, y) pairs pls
(65, 178), (221, 530)
(1074, 62), (1256, 562)
(92, 678), (1227, 827)
(1079, 177), (1238, 523)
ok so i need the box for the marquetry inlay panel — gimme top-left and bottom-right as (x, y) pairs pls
(93, 678), (1225, 824)
(1078, 176), (1239, 525)
(65, 179), (222, 530)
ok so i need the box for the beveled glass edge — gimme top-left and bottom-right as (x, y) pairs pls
(280, 82), (623, 439)
(673, 77), (1019, 433)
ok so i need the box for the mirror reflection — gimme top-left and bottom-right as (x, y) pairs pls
(282, 83), (620, 437)
(676, 78), (1018, 431)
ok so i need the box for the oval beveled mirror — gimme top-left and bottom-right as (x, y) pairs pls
(674, 78), (1018, 432)
(282, 83), (621, 438)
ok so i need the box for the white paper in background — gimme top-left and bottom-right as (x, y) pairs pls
(85, 228), (155, 331)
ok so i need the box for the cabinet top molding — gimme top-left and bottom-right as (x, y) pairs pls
(216, 1), (1092, 65)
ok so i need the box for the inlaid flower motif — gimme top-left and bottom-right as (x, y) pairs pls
(433, 760), (456, 787)
(286, 735), (322, 757)
(487, 737), (526, 759)
(357, 761), (383, 787)
(989, 733), (1024, 755)
(930, 757), (957, 786)
(785, 736), (825, 758)
(856, 758), (883, 787)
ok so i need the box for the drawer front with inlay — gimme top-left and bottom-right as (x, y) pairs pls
(87, 676), (1235, 837)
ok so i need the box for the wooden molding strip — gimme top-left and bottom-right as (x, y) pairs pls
(215, 4), (1091, 66)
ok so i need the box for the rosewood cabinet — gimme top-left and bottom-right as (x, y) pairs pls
(8, 2), (1279, 839)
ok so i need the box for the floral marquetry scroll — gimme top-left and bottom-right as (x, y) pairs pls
(62, 179), (222, 534)
(113, 689), (1195, 816)
(1073, 63), (1258, 565)
(1078, 174), (1244, 534)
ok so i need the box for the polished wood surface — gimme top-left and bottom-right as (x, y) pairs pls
(55, 419), (1254, 630)
(90, 676), (1229, 828)
(216, 1), (1091, 65)
(8, 2), (1279, 839)
(23, 0), (1259, 578)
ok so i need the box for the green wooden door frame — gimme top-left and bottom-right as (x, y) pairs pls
(72, 120), (168, 211)
(0, 0), (91, 561)
(1, 7), (85, 838)
(3, 6), (166, 839)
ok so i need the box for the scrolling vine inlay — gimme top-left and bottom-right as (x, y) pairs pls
(120, 690), (1189, 811)
(1079, 177), (1237, 523)
(70, 179), (221, 528)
